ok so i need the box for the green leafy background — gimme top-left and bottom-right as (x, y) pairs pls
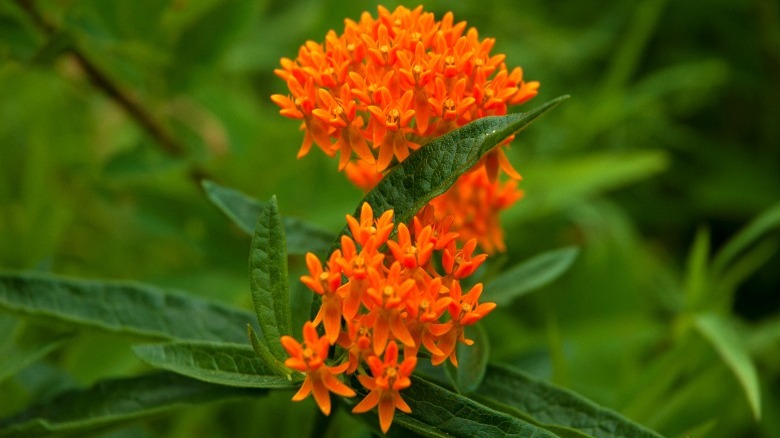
(1, 0), (779, 437)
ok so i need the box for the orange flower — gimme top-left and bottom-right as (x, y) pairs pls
(345, 202), (394, 248)
(272, 5), (538, 175)
(386, 222), (434, 270)
(273, 5), (539, 253)
(433, 282), (496, 366)
(280, 322), (355, 415)
(301, 252), (344, 344)
(352, 341), (417, 434)
(364, 262), (417, 355)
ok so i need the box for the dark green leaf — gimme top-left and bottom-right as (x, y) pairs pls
(484, 246), (579, 306)
(0, 372), (263, 438)
(474, 364), (663, 438)
(388, 376), (559, 437)
(0, 273), (252, 343)
(452, 325), (490, 395)
(249, 196), (292, 361)
(346, 96), (568, 235)
(132, 342), (294, 389)
(695, 313), (761, 420)
(202, 180), (332, 255)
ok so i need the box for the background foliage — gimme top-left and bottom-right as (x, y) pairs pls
(1, 0), (779, 437)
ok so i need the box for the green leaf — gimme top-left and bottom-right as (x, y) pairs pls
(694, 313), (761, 420)
(0, 273), (253, 343)
(0, 372), (263, 438)
(202, 180), (332, 255)
(712, 201), (780, 277)
(347, 96), (568, 234)
(387, 376), (559, 437)
(450, 325), (490, 395)
(249, 196), (292, 362)
(683, 227), (710, 309)
(132, 342), (294, 389)
(0, 335), (70, 383)
(484, 246), (579, 306)
(507, 150), (669, 223)
(474, 364), (663, 438)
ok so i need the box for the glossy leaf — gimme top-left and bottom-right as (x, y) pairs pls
(484, 246), (580, 306)
(202, 180), (332, 255)
(695, 313), (761, 420)
(0, 372), (263, 438)
(345, 96), (568, 236)
(474, 364), (663, 438)
(132, 342), (294, 389)
(389, 375), (559, 437)
(0, 273), (252, 343)
(249, 196), (292, 361)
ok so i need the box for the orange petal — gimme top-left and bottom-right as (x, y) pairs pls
(352, 390), (380, 414)
(311, 377), (332, 415)
(378, 391), (396, 433)
(394, 391), (412, 414)
(292, 376), (313, 401)
(323, 372), (356, 397)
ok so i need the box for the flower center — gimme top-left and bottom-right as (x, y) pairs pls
(386, 109), (400, 127)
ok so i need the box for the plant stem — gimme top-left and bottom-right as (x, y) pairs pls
(15, 0), (210, 182)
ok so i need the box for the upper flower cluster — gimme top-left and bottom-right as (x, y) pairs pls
(273, 5), (538, 175)
(281, 203), (495, 433)
(272, 6), (539, 253)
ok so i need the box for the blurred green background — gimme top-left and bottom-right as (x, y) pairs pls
(1, 0), (779, 436)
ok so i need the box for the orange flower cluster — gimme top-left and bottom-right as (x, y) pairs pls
(281, 203), (496, 433)
(272, 5), (539, 253)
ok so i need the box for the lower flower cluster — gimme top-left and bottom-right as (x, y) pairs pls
(280, 202), (496, 433)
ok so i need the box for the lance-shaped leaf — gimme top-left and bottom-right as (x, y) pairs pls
(0, 273), (252, 343)
(0, 335), (71, 383)
(249, 196), (292, 362)
(695, 313), (761, 420)
(444, 325), (490, 395)
(711, 201), (780, 277)
(382, 375), (559, 437)
(0, 372), (263, 438)
(202, 180), (332, 255)
(484, 246), (579, 306)
(316, 97), (568, 317)
(132, 342), (294, 389)
(342, 95), (568, 238)
(473, 364), (663, 438)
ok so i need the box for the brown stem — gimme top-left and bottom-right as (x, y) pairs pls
(16, 0), (194, 162)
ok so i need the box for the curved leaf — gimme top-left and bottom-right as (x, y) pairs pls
(484, 246), (579, 306)
(0, 335), (71, 383)
(202, 180), (332, 255)
(249, 196), (291, 361)
(450, 325), (490, 395)
(344, 96), (568, 237)
(0, 372), (263, 438)
(132, 342), (293, 389)
(712, 201), (780, 277)
(695, 313), (761, 420)
(396, 376), (558, 437)
(0, 273), (252, 343)
(474, 364), (663, 438)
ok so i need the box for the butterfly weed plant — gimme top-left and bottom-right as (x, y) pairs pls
(0, 5), (689, 437)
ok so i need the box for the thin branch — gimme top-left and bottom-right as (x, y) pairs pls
(16, 0), (186, 158)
